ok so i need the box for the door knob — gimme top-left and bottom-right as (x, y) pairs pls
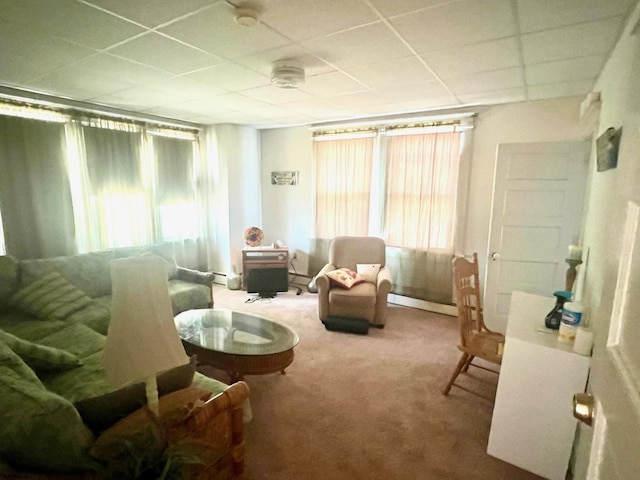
(491, 252), (500, 261)
(573, 392), (595, 426)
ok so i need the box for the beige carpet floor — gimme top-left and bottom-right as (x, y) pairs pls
(203, 285), (544, 480)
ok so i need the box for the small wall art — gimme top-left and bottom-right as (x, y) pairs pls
(596, 126), (622, 172)
(271, 170), (299, 185)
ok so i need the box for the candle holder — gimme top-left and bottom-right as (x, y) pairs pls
(565, 258), (583, 292)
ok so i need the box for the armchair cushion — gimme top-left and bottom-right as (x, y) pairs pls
(356, 263), (381, 283)
(325, 268), (364, 289)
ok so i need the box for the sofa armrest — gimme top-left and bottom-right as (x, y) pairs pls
(89, 382), (250, 479)
(176, 266), (216, 286)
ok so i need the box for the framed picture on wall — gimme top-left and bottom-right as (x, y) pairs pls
(596, 126), (622, 172)
(271, 171), (299, 185)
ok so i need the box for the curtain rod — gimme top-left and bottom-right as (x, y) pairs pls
(0, 86), (202, 133)
(309, 111), (476, 132)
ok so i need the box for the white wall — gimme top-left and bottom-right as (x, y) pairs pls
(260, 126), (313, 274)
(206, 124), (261, 274)
(259, 97), (587, 278)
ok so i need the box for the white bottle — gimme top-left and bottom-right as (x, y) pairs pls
(558, 301), (584, 342)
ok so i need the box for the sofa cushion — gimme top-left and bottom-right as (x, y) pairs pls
(0, 329), (82, 371)
(10, 271), (92, 320)
(0, 342), (96, 472)
(0, 255), (19, 308)
(65, 302), (111, 336)
(37, 323), (106, 360)
(328, 282), (377, 307)
(0, 311), (68, 342)
(326, 268), (365, 289)
(74, 355), (197, 434)
(20, 251), (114, 298)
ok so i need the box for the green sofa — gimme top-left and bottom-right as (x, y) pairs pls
(0, 244), (243, 475)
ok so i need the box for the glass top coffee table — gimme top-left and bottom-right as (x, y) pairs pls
(174, 308), (299, 383)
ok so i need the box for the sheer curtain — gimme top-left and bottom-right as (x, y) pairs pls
(69, 120), (152, 251)
(383, 131), (461, 304)
(0, 115), (76, 259)
(311, 134), (374, 272)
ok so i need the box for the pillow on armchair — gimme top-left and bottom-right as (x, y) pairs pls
(325, 268), (364, 289)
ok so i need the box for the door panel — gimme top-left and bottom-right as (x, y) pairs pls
(485, 141), (589, 333)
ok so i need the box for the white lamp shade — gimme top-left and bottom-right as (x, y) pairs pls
(102, 255), (188, 388)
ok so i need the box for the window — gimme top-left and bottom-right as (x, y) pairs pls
(313, 126), (463, 251)
(312, 119), (471, 304)
(0, 101), (200, 259)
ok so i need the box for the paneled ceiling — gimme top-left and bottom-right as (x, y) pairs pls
(0, 0), (636, 128)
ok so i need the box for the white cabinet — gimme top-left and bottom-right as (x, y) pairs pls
(487, 291), (590, 480)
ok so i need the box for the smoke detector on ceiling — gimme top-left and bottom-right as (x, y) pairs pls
(234, 7), (258, 26)
(271, 61), (305, 89)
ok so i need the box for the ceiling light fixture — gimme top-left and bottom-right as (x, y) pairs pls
(271, 61), (305, 89)
(234, 7), (258, 26)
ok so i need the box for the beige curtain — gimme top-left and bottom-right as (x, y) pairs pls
(383, 131), (461, 304)
(314, 135), (374, 238)
(0, 115), (76, 259)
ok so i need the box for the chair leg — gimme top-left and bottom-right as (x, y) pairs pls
(442, 353), (470, 395)
(461, 355), (474, 373)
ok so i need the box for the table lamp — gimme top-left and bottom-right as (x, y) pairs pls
(102, 255), (188, 417)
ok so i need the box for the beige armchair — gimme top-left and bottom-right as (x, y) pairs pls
(315, 236), (393, 327)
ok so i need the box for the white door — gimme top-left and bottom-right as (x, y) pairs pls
(578, 201), (640, 479)
(484, 141), (589, 333)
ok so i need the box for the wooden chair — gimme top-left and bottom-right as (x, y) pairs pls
(442, 253), (505, 396)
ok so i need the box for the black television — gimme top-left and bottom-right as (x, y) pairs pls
(246, 268), (289, 298)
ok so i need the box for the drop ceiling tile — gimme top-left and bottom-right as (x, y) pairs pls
(27, 68), (135, 101)
(279, 98), (350, 117)
(350, 102), (412, 117)
(0, 0), (144, 50)
(145, 76), (227, 100)
(183, 62), (271, 91)
(527, 80), (594, 100)
(242, 104), (300, 120)
(240, 84), (313, 104)
(300, 71), (368, 97)
(157, 97), (233, 116)
(521, 17), (624, 64)
(446, 68), (524, 95)
(327, 90), (396, 109)
(525, 55), (607, 86)
(301, 22), (413, 70)
(86, 0), (216, 28)
(368, 0), (456, 18)
(381, 81), (455, 103)
(67, 53), (174, 86)
(234, 45), (335, 78)
(159, 2), (291, 60)
(204, 92), (271, 111)
(422, 37), (522, 79)
(205, 110), (269, 126)
(457, 87), (527, 105)
(108, 32), (223, 74)
(345, 56), (438, 89)
(0, 19), (95, 83)
(143, 103), (226, 121)
(260, 0), (378, 42)
(517, 0), (634, 33)
(401, 95), (460, 111)
(90, 86), (182, 110)
(390, 0), (517, 54)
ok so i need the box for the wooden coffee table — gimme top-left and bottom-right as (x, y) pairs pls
(174, 308), (299, 383)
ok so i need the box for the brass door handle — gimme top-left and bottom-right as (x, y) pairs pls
(573, 392), (595, 426)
